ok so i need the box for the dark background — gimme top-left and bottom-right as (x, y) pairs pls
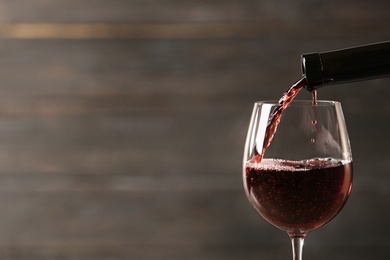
(0, 0), (389, 259)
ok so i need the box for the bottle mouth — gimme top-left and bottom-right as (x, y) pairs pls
(301, 52), (324, 90)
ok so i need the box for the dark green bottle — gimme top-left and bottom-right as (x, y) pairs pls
(301, 41), (390, 91)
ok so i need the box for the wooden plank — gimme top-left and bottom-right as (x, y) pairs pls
(0, 112), (248, 176)
(0, 21), (388, 39)
(0, 0), (388, 23)
(0, 244), (388, 260)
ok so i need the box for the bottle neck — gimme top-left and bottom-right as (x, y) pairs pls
(301, 41), (390, 91)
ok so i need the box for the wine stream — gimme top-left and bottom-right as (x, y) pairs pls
(255, 77), (308, 161)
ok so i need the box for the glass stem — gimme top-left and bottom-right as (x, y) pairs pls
(290, 236), (305, 260)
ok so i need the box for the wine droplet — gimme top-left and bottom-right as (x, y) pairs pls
(312, 89), (317, 106)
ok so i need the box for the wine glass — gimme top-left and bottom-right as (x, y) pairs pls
(243, 100), (353, 260)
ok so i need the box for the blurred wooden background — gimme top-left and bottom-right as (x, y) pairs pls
(0, 0), (389, 259)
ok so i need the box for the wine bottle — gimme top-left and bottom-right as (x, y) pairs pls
(301, 41), (390, 91)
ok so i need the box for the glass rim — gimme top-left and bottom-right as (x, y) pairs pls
(254, 100), (341, 106)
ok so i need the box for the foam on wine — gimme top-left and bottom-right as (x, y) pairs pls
(246, 157), (348, 172)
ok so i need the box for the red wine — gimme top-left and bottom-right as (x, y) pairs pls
(244, 158), (352, 236)
(311, 89), (317, 106)
(256, 77), (306, 161)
